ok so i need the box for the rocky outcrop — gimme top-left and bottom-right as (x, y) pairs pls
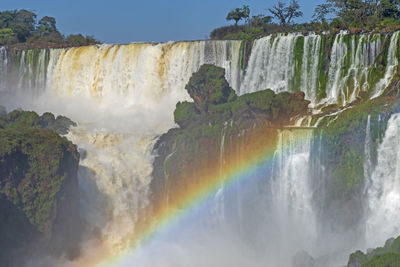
(151, 64), (310, 211)
(0, 108), (81, 266)
(347, 236), (400, 267)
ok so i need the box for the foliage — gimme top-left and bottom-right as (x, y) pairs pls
(0, 9), (100, 46)
(0, 109), (76, 134)
(0, 108), (79, 234)
(65, 34), (99, 46)
(185, 64), (233, 112)
(174, 101), (199, 128)
(176, 64), (309, 129)
(320, 95), (398, 198)
(313, 4), (334, 24)
(226, 5), (251, 26)
(268, 0), (303, 27)
(348, 236), (400, 266)
(249, 14), (274, 27)
(213, 0), (400, 40)
(0, 28), (17, 44)
(327, 0), (400, 28)
(36, 16), (57, 36)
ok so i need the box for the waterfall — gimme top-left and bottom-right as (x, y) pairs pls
(213, 122), (228, 226)
(364, 114), (373, 191)
(45, 41), (243, 101)
(0, 46), (7, 91)
(269, 129), (316, 265)
(366, 113), (400, 248)
(15, 49), (48, 95)
(2, 31), (399, 106)
(240, 33), (307, 96)
(0, 40), (244, 256)
(301, 35), (321, 102)
(1, 32), (400, 265)
(373, 31), (400, 98)
(239, 31), (398, 105)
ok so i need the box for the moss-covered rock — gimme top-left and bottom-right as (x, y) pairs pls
(0, 109), (81, 265)
(174, 101), (200, 128)
(185, 64), (234, 113)
(175, 65), (310, 130)
(347, 236), (400, 267)
(0, 109), (76, 135)
(152, 64), (310, 213)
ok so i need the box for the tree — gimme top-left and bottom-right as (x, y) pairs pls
(65, 34), (99, 46)
(380, 0), (400, 19)
(0, 28), (17, 44)
(242, 5), (251, 24)
(37, 16), (57, 36)
(313, 4), (334, 23)
(268, 0), (303, 27)
(0, 10), (17, 29)
(226, 5), (251, 26)
(5, 9), (36, 42)
(226, 8), (243, 26)
(249, 15), (273, 27)
(327, 0), (389, 27)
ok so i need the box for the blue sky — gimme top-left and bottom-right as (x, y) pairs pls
(2, 0), (326, 43)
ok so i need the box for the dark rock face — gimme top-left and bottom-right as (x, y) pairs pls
(0, 110), (81, 266)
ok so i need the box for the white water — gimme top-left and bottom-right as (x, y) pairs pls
(239, 32), (399, 105)
(240, 33), (303, 96)
(373, 31), (400, 98)
(0, 40), (244, 261)
(0, 46), (7, 91)
(269, 129), (316, 266)
(364, 114), (373, 190)
(366, 113), (400, 248)
(1, 31), (400, 265)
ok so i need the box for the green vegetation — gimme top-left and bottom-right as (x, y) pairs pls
(0, 9), (100, 47)
(0, 109), (76, 134)
(153, 64), (310, 212)
(319, 95), (398, 199)
(348, 236), (400, 266)
(175, 64), (310, 128)
(226, 5), (250, 26)
(327, 0), (400, 29)
(212, 0), (400, 41)
(268, 0), (303, 27)
(0, 108), (79, 234)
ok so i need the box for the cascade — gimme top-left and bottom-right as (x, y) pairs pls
(373, 31), (400, 97)
(0, 40), (245, 257)
(0, 46), (7, 91)
(212, 122), (228, 226)
(364, 114), (373, 191)
(366, 113), (400, 248)
(239, 31), (399, 105)
(240, 33), (309, 96)
(45, 41), (243, 101)
(0, 31), (400, 265)
(14, 49), (48, 95)
(268, 129), (316, 265)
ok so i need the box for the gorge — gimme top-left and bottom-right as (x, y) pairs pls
(1, 30), (400, 266)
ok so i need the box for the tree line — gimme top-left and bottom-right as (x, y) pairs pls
(0, 9), (99, 46)
(224, 0), (400, 31)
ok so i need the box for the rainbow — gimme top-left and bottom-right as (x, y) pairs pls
(74, 128), (313, 266)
